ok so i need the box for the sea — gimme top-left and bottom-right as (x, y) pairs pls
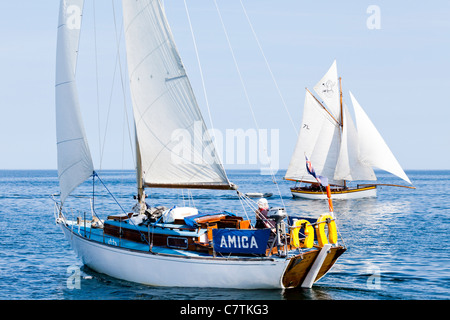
(0, 169), (449, 303)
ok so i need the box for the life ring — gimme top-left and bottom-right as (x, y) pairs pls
(290, 219), (314, 249)
(316, 214), (338, 246)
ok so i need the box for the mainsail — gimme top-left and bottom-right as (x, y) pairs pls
(313, 60), (340, 120)
(285, 90), (343, 185)
(122, 0), (233, 190)
(55, 0), (94, 204)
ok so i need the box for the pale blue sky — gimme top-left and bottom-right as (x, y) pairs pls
(0, 1), (449, 171)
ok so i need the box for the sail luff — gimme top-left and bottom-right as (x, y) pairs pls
(55, 0), (94, 204)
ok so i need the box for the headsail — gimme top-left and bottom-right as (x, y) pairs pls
(122, 0), (233, 190)
(350, 92), (412, 184)
(334, 102), (376, 181)
(55, 0), (94, 204)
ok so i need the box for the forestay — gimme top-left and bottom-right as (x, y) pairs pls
(55, 0), (94, 204)
(122, 0), (233, 190)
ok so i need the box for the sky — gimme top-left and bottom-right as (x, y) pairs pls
(0, 0), (449, 171)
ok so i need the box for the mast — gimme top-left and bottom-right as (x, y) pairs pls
(339, 77), (343, 128)
(135, 127), (144, 203)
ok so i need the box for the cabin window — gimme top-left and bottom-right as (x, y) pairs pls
(167, 237), (188, 249)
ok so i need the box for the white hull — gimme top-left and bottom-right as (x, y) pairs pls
(291, 186), (377, 200)
(60, 223), (289, 289)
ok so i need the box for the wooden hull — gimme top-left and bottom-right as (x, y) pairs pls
(59, 222), (345, 289)
(291, 185), (377, 200)
(282, 246), (346, 288)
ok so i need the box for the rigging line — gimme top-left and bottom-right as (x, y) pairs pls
(93, 1), (102, 170)
(182, 0), (227, 175)
(187, 189), (195, 208)
(213, 0), (287, 211)
(183, 0), (212, 130)
(94, 172), (126, 214)
(73, 2), (85, 79)
(237, 192), (253, 222)
(239, 0), (298, 135)
(237, 190), (258, 210)
(99, 21), (122, 168)
(89, 1), (124, 170)
(111, 0), (136, 167)
(95, 171), (151, 246)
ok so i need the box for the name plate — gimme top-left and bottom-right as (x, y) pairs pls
(212, 229), (271, 255)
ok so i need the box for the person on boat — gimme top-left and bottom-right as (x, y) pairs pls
(255, 198), (276, 230)
(130, 193), (149, 225)
(309, 183), (321, 191)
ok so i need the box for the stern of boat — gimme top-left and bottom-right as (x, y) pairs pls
(282, 245), (346, 288)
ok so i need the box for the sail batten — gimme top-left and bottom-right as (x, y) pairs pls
(122, 0), (232, 190)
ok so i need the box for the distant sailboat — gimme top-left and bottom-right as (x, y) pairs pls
(53, 0), (346, 289)
(245, 192), (273, 198)
(285, 60), (414, 199)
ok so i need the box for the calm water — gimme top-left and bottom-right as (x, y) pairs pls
(0, 169), (449, 300)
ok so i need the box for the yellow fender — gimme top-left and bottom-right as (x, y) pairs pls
(290, 220), (314, 249)
(316, 214), (338, 247)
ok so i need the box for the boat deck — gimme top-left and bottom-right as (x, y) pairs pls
(64, 219), (315, 260)
(66, 220), (215, 258)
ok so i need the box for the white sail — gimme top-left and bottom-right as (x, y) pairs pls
(313, 60), (341, 120)
(122, 0), (232, 190)
(55, 0), (94, 204)
(350, 92), (411, 184)
(334, 103), (376, 181)
(285, 91), (343, 185)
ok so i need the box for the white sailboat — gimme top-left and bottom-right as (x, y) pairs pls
(285, 60), (414, 200)
(53, 0), (346, 289)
